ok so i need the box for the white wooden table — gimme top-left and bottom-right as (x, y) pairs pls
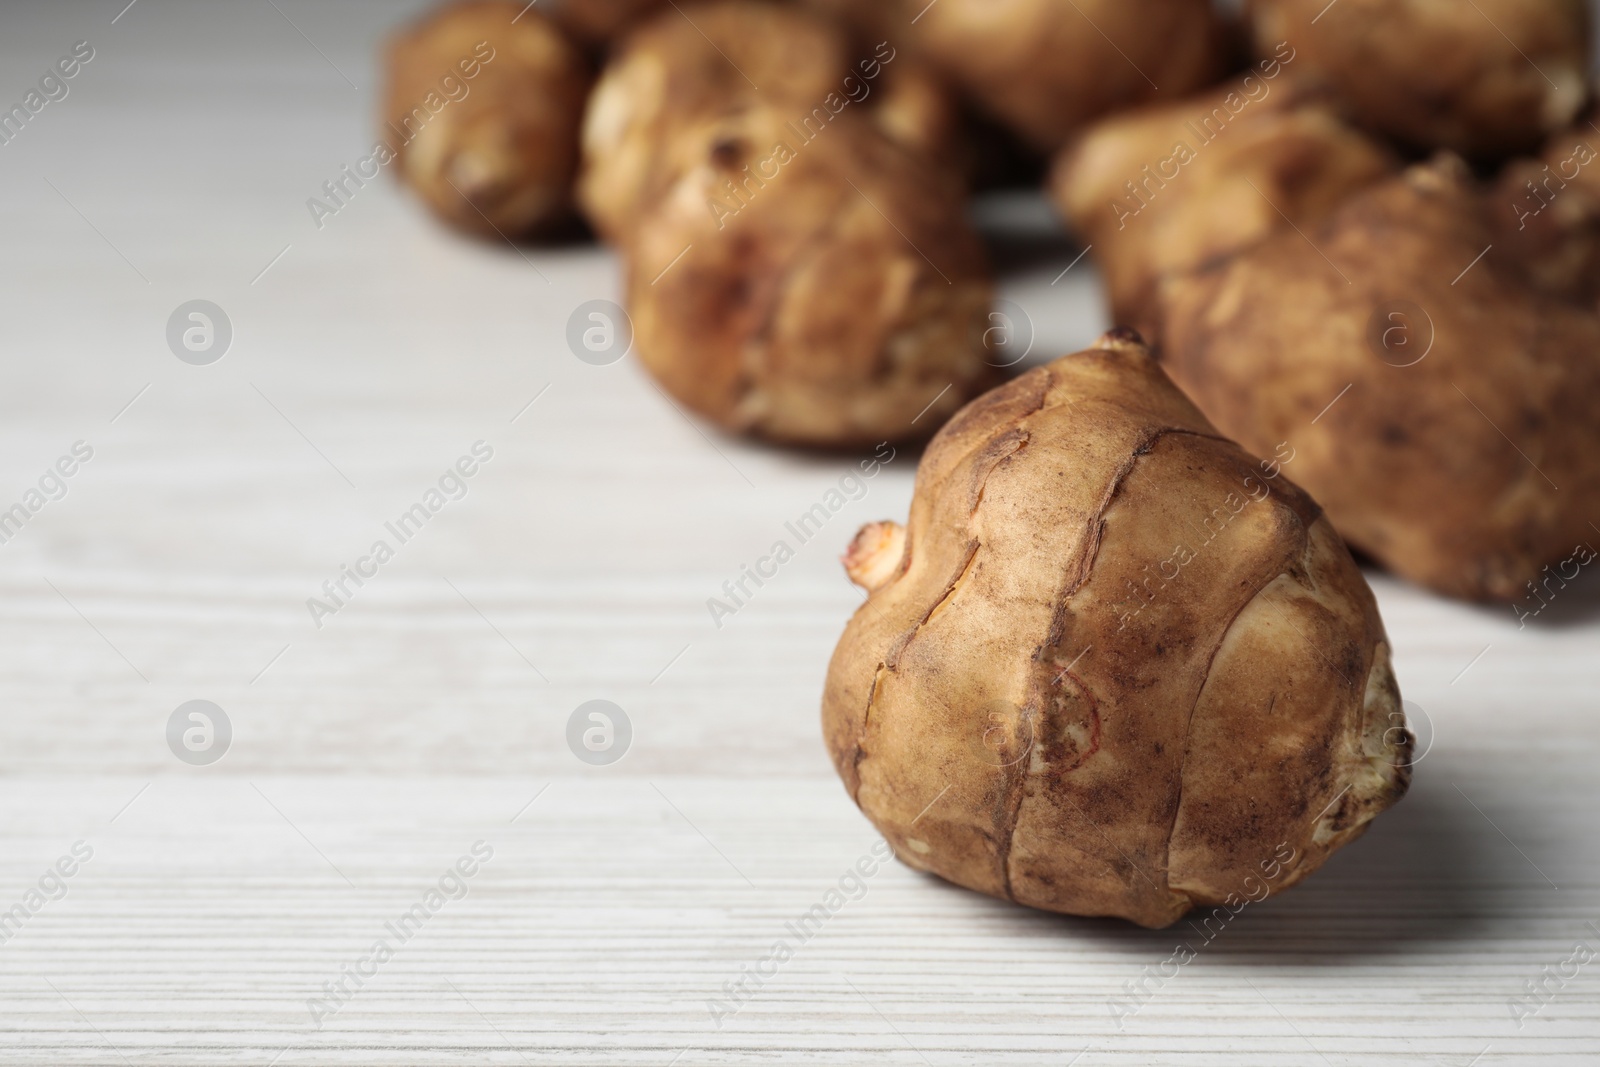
(1, 2), (1597, 1063)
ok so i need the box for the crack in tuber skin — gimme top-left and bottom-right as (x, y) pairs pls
(823, 331), (1411, 928)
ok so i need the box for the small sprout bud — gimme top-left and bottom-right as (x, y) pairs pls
(843, 521), (906, 592)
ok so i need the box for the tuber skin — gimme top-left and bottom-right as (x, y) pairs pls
(1246, 0), (1592, 160)
(582, 1), (988, 447)
(1157, 156), (1600, 602)
(788, 0), (966, 176)
(384, 0), (591, 240)
(823, 332), (1411, 928)
(1050, 77), (1396, 338)
(906, 0), (1233, 153)
(626, 102), (994, 446)
(1493, 102), (1600, 304)
(579, 1), (960, 244)
(540, 0), (672, 49)
(1056, 75), (1600, 603)
(865, 54), (967, 178)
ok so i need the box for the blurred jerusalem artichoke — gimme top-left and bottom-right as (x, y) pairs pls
(1245, 0), (1592, 160)
(1052, 61), (1600, 602)
(906, 0), (1234, 153)
(1155, 156), (1600, 601)
(541, 0), (672, 49)
(579, 1), (961, 243)
(1050, 72), (1396, 336)
(384, 0), (591, 239)
(584, 1), (991, 446)
(626, 101), (993, 446)
(1493, 101), (1600, 303)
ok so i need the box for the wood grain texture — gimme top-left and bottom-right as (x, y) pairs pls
(0, 2), (1597, 1064)
(2, 770), (1599, 1065)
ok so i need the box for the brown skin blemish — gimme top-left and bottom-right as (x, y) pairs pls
(710, 137), (746, 168)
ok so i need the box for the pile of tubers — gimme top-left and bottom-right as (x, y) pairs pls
(383, 0), (1597, 925)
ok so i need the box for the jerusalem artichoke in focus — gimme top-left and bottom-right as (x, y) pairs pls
(823, 331), (1411, 927)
